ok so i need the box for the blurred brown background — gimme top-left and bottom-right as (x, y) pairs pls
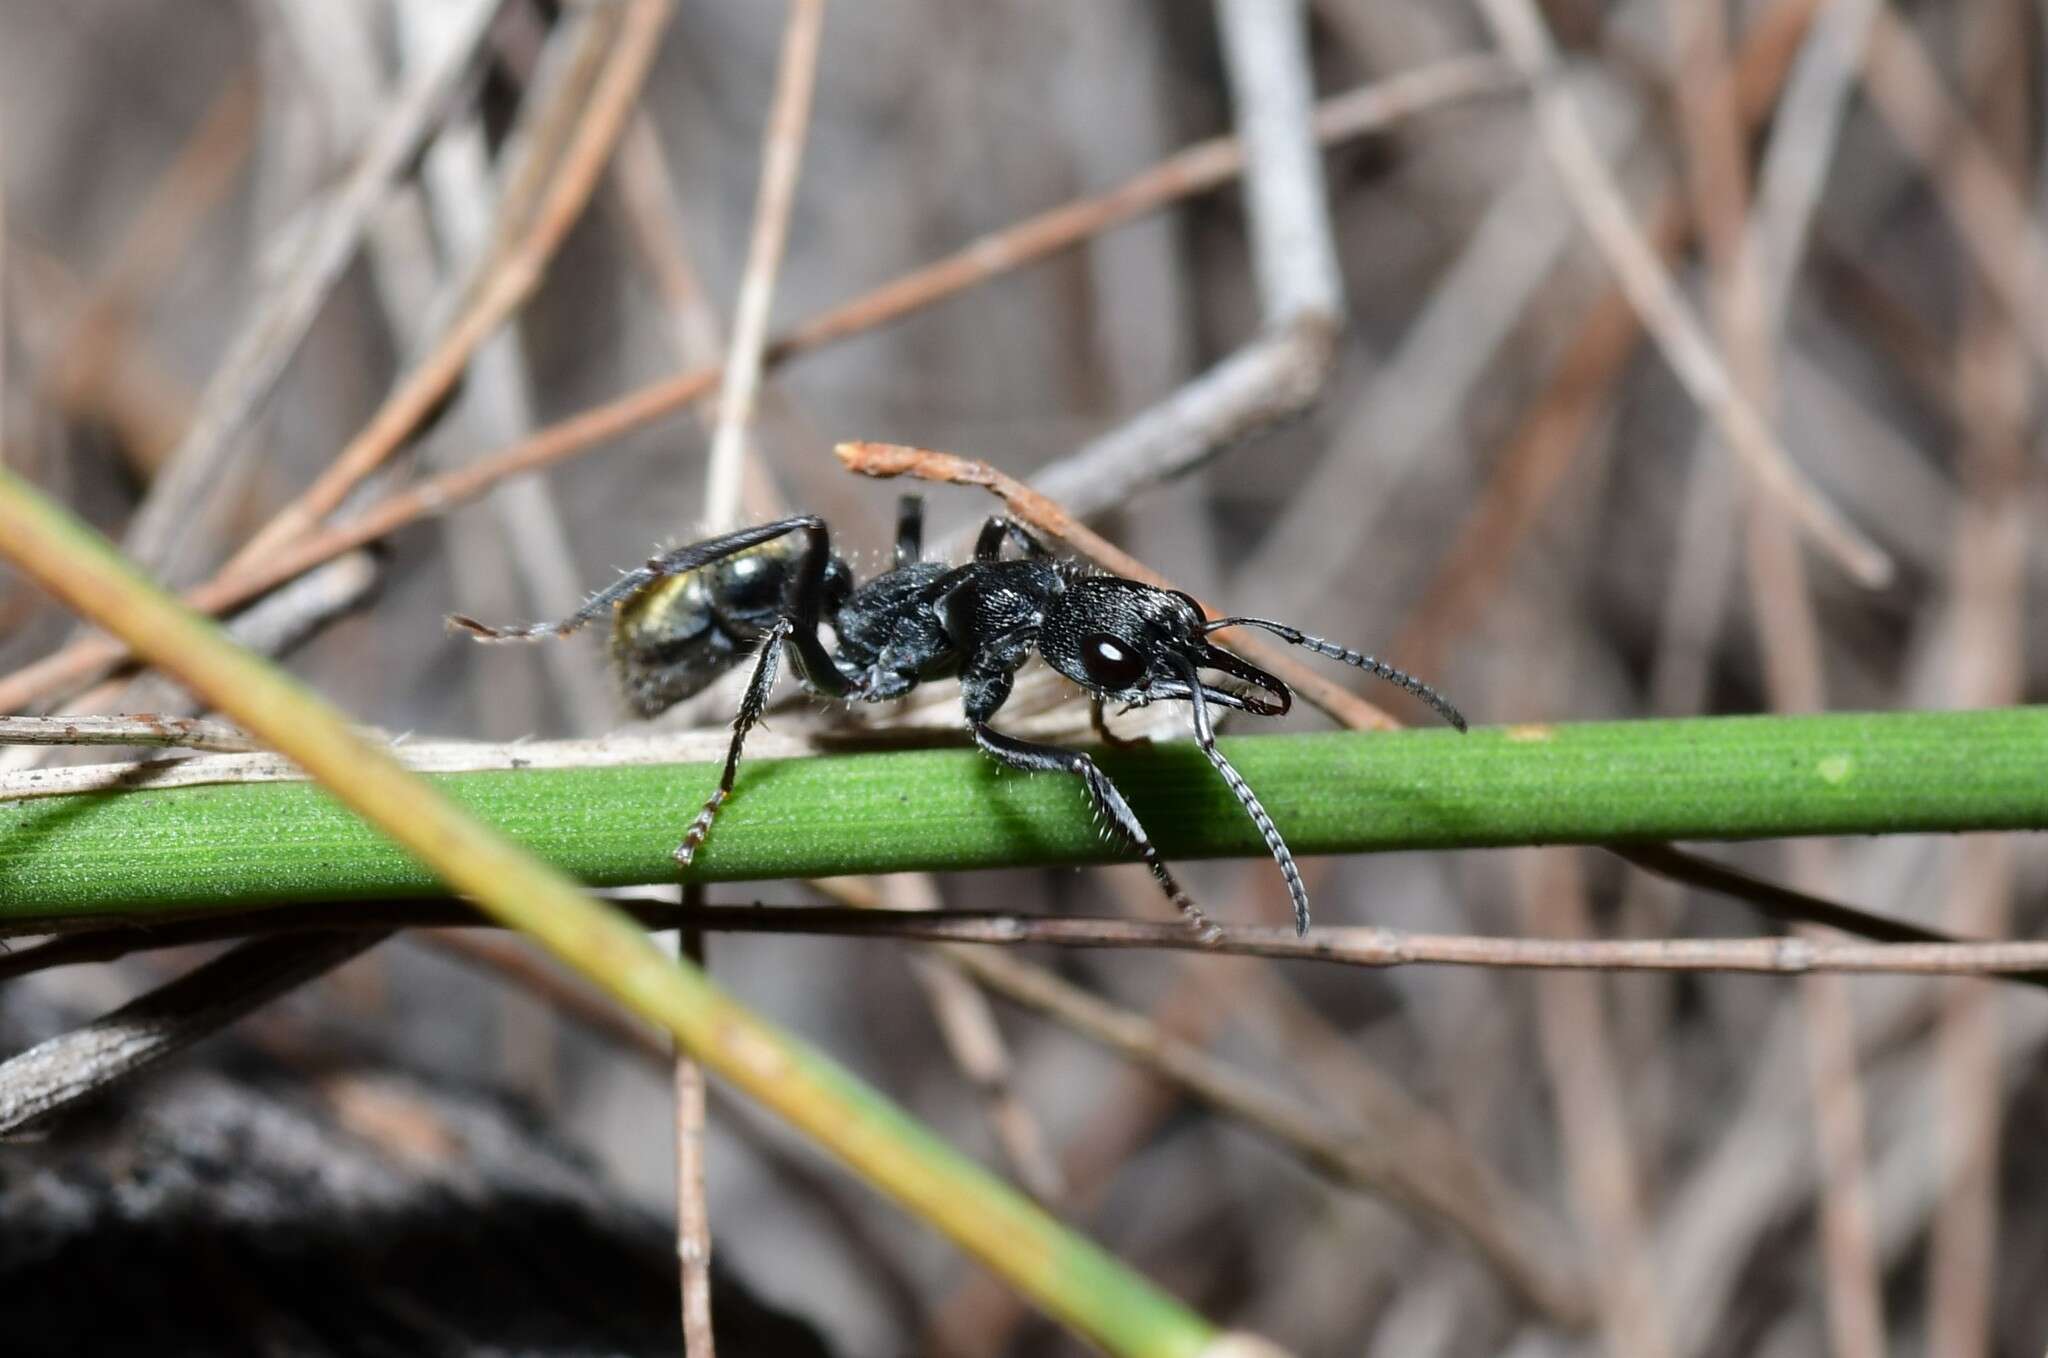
(2, 1), (2044, 1355)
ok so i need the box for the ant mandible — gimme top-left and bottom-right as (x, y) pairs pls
(451, 496), (1467, 936)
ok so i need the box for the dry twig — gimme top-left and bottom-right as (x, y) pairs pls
(18, 904), (2048, 986)
(0, 932), (383, 1138)
(1032, 0), (1344, 513)
(1473, 0), (1892, 587)
(839, 440), (1405, 730)
(1859, 7), (2048, 385)
(119, 0), (503, 577)
(220, 0), (673, 576)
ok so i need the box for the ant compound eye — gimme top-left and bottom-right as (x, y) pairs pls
(1080, 633), (1145, 689)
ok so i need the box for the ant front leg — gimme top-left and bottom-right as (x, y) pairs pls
(964, 665), (1218, 940)
(675, 617), (793, 868)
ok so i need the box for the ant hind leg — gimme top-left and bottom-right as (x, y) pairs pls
(675, 617), (793, 868)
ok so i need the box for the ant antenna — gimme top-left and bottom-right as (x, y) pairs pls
(449, 567), (664, 642)
(1201, 617), (1467, 732)
(448, 614), (580, 642)
(1174, 655), (1311, 936)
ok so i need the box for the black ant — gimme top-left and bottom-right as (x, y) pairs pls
(450, 497), (1467, 936)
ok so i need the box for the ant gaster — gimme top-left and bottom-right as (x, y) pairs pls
(450, 498), (1467, 936)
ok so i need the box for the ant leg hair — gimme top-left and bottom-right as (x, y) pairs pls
(675, 616), (793, 868)
(1203, 616), (1468, 731)
(894, 494), (925, 568)
(972, 515), (1049, 564)
(449, 516), (831, 644)
(970, 721), (1220, 940)
(1175, 657), (1310, 935)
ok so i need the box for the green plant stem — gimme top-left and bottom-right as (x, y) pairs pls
(3, 709), (2047, 925)
(0, 470), (1220, 1358)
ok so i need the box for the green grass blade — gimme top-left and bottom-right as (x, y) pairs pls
(0, 469), (1220, 1358)
(3, 709), (2046, 924)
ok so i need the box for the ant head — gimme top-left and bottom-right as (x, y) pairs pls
(1039, 577), (1291, 716)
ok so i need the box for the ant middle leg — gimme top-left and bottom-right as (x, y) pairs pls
(894, 495), (924, 568)
(969, 720), (1219, 940)
(973, 515), (1049, 564)
(675, 616), (794, 868)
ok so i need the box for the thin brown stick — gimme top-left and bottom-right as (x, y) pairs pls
(1797, 964), (1887, 1358)
(923, 962), (1223, 1354)
(1031, 0), (1344, 515)
(121, 0), (504, 574)
(397, 0), (619, 729)
(674, 10), (829, 1343)
(5, 238), (196, 477)
(773, 55), (1511, 360)
(836, 440), (1405, 731)
(1472, 0), (1892, 588)
(1666, 0), (1890, 1343)
(703, 0), (825, 534)
(938, 944), (1592, 1324)
(611, 116), (726, 372)
(675, 921), (715, 1358)
(0, 59), (1507, 716)
(823, 874), (1069, 1203)
(15, 902), (2048, 981)
(1927, 11), (2029, 1347)
(0, 713), (259, 753)
(1391, 0), (1823, 672)
(220, 0), (673, 576)
(0, 931), (383, 1138)
(611, 92), (755, 1338)
(1516, 846), (1673, 1356)
(1859, 6), (2048, 388)
(0, 168), (8, 465)
(40, 69), (257, 476)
